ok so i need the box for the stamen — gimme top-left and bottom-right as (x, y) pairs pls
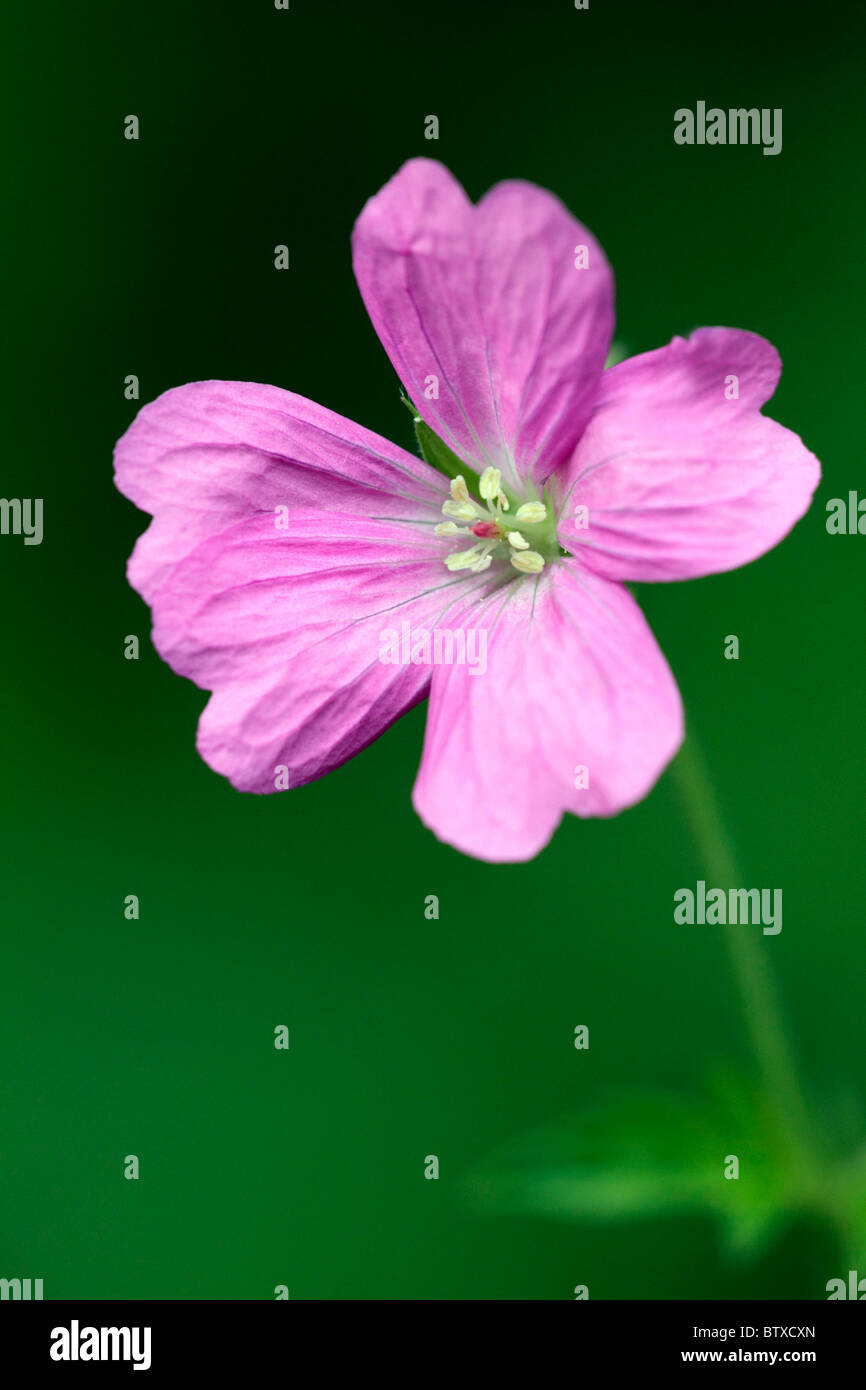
(442, 500), (477, 522)
(445, 545), (483, 571)
(514, 501), (547, 525)
(510, 550), (544, 574)
(437, 475), (552, 579)
(479, 466), (502, 502)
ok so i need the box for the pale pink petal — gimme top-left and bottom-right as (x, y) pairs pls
(352, 158), (614, 491)
(148, 509), (498, 793)
(556, 328), (820, 581)
(113, 380), (448, 601)
(412, 561), (683, 862)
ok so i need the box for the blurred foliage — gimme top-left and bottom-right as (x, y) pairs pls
(467, 1071), (866, 1266)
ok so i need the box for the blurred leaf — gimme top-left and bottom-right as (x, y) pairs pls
(825, 1144), (866, 1268)
(466, 1071), (819, 1259)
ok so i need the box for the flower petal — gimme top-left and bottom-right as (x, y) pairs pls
(352, 158), (614, 492)
(412, 561), (683, 862)
(148, 509), (498, 793)
(113, 380), (447, 602)
(556, 328), (821, 581)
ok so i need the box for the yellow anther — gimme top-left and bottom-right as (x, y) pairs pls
(514, 501), (547, 525)
(510, 550), (544, 574)
(445, 547), (482, 571)
(479, 466), (502, 502)
(442, 500), (477, 522)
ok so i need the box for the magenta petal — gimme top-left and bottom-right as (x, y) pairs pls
(352, 158), (614, 490)
(556, 328), (821, 581)
(148, 509), (494, 792)
(113, 380), (447, 602)
(412, 561), (683, 862)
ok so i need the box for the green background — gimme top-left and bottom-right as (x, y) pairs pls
(2, 0), (863, 1298)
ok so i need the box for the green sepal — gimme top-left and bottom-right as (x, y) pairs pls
(400, 395), (483, 498)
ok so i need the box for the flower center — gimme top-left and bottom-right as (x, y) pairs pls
(434, 468), (557, 576)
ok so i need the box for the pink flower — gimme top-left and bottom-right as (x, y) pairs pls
(114, 159), (819, 863)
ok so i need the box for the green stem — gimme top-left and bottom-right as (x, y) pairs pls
(670, 734), (815, 1168)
